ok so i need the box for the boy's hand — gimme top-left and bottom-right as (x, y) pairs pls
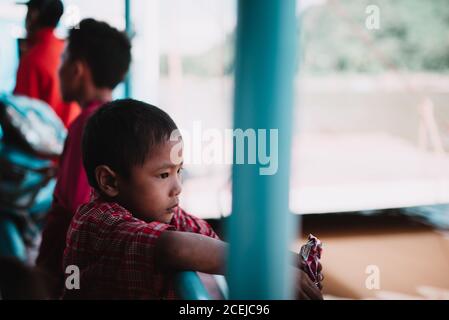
(298, 258), (324, 290)
(294, 268), (323, 300)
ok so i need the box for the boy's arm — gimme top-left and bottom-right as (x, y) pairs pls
(155, 231), (227, 275)
(155, 231), (322, 300)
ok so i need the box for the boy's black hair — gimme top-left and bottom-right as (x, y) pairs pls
(67, 18), (131, 89)
(82, 99), (179, 190)
(27, 0), (63, 29)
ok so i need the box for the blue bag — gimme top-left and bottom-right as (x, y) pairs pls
(0, 94), (67, 253)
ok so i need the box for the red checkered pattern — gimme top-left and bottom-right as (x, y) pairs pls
(62, 198), (218, 299)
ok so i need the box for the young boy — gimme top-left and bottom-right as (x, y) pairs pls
(36, 19), (131, 298)
(63, 99), (323, 300)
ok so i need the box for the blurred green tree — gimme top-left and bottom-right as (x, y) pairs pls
(300, 0), (449, 73)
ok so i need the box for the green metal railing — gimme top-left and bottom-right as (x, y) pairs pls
(175, 272), (211, 300)
(175, 272), (229, 300)
(228, 0), (298, 299)
(124, 0), (133, 98)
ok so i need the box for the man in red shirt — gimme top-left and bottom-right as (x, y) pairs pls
(63, 100), (323, 299)
(14, 0), (80, 127)
(36, 18), (131, 298)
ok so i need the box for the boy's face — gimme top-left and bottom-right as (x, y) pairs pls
(59, 48), (82, 103)
(116, 140), (183, 224)
(25, 8), (39, 36)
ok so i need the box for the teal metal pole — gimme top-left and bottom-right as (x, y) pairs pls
(175, 272), (211, 300)
(228, 0), (298, 299)
(124, 0), (132, 98)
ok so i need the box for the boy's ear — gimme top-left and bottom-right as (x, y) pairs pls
(73, 60), (86, 80)
(94, 165), (119, 197)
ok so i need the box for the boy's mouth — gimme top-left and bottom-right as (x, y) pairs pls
(166, 203), (178, 213)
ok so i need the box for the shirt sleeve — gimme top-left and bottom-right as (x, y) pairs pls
(94, 213), (177, 278)
(172, 208), (220, 239)
(63, 204), (179, 298)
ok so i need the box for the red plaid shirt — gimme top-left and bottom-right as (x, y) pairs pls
(62, 198), (219, 299)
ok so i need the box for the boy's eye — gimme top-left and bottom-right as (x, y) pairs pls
(159, 173), (169, 179)
(177, 167), (183, 175)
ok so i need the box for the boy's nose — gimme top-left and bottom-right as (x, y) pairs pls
(170, 178), (182, 197)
